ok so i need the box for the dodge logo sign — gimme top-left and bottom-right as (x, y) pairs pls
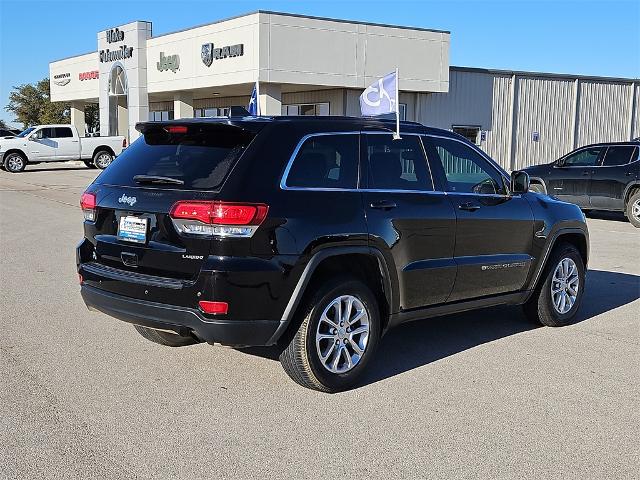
(201, 43), (213, 67)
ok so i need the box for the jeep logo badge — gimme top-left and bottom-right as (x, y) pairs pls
(118, 194), (137, 206)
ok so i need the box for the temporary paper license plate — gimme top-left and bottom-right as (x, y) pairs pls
(117, 215), (148, 244)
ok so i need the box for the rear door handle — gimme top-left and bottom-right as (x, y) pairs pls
(458, 202), (480, 212)
(370, 200), (397, 210)
(582, 170), (590, 176)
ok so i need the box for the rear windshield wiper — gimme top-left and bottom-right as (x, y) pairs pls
(133, 175), (184, 185)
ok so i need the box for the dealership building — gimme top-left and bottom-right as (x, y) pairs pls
(49, 10), (639, 171)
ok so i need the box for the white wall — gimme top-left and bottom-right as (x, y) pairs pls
(50, 52), (99, 102)
(260, 12), (449, 93)
(146, 14), (260, 93)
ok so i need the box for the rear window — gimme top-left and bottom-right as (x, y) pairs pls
(601, 146), (636, 166)
(95, 125), (255, 190)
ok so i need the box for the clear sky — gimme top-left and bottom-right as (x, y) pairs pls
(1, 0), (639, 127)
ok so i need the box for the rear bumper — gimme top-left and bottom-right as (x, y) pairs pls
(80, 284), (280, 347)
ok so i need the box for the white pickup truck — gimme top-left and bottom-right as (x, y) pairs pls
(0, 124), (126, 173)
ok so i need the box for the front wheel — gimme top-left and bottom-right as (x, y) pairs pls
(279, 277), (380, 393)
(4, 152), (26, 173)
(523, 243), (585, 327)
(626, 190), (640, 228)
(93, 150), (114, 169)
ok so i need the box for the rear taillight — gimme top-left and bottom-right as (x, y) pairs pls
(169, 201), (268, 238)
(80, 192), (96, 222)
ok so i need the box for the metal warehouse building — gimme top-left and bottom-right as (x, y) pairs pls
(49, 10), (639, 171)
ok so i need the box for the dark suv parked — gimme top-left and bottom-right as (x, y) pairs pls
(78, 116), (589, 392)
(524, 141), (640, 227)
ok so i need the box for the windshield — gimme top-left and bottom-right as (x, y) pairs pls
(16, 127), (35, 138)
(95, 125), (256, 190)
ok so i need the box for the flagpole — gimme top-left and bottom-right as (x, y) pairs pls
(256, 80), (260, 116)
(394, 67), (401, 140)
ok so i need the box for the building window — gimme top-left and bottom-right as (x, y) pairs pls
(149, 110), (174, 121)
(452, 126), (481, 145)
(282, 102), (330, 116)
(194, 107), (231, 118)
(399, 103), (407, 121)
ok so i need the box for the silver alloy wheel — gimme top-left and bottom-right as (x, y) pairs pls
(551, 257), (579, 315)
(632, 198), (640, 222)
(315, 294), (370, 374)
(95, 152), (113, 169)
(6, 153), (24, 172)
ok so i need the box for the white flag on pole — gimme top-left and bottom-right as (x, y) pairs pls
(359, 69), (401, 138)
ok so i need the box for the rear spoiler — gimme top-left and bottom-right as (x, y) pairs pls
(136, 117), (267, 135)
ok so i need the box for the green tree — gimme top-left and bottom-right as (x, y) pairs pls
(5, 78), (69, 128)
(85, 103), (100, 132)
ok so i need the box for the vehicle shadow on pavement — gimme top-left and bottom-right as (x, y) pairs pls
(359, 269), (639, 387)
(239, 270), (639, 387)
(586, 210), (629, 223)
(8, 166), (90, 173)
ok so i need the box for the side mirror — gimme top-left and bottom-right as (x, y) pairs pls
(510, 170), (530, 194)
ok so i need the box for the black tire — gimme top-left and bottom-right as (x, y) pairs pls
(83, 159), (97, 169)
(3, 152), (27, 173)
(523, 243), (585, 327)
(133, 325), (199, 347)
(279, 276), (380, 393)
(625, 190), (640, 228)
(529, 182), (545, 194)
(93, 150), (114, 169)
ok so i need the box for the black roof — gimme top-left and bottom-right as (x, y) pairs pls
(579, 140), (640, 148)
(137, 115), (459, 139)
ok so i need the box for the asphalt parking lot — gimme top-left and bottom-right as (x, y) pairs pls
(1, 163), (638, 479)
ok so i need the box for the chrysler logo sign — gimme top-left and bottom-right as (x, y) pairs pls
(53, 72), (71, 86)
(201, 42), (244, 67)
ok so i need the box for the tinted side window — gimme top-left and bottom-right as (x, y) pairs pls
(601, 146), (636, 166)
(562, 147), (602, 166)
(286, 134), (359, 189)
(427, 137), (506, 194)
(53, 127), (74, 138)
(365, 134), (433, 191)
(39, 128), (55, 138)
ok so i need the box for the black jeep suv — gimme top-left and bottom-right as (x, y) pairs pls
(78, 116), (589, 392)
(524, 141), (640, 227)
